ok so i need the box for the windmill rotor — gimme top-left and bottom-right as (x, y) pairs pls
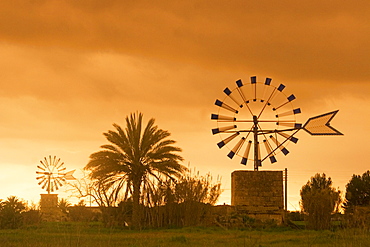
(36, 155), (76, 194)
(211, 76), (342, 170)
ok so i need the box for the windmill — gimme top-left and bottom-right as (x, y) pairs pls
(211, 76), (342, 170)
(211, 76), (343, 220)
(36, 155), (76, 194)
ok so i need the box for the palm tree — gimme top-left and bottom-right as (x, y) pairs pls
(0, 196), (27, 229)
(85, 112), (185, 228)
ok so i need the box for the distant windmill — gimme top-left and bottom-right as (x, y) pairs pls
(36, 155), (76, 194)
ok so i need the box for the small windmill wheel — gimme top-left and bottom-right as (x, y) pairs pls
(36, 155), (76, 194)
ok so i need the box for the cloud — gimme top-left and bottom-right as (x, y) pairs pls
(0, 41), (366, 146)
(0, 0), (368, 83)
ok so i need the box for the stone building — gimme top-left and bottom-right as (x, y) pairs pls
(40, 194), (66, 221)
(231, 170), (284, 223)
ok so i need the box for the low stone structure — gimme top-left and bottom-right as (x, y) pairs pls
(40, 194), (66, 221)
(231, 170), (284, 223)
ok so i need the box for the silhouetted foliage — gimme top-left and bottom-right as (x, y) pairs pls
(143, 168), (222, 207)
(22, 209), (41, 226)
(101, 200), (132, 227)
(142, 168), (222, 228)
(344, 170), (370, 212)
(287, 211), (304, 221)
(96, 167), (222, 228)
(58, 198), (71, 216)
(70, 175), (124, 207)
(69, 200), (101, 222)
(174, 169), (222, 205)
(22, 201), (41, 225)
(343, 171), (370, 228)
(85, 112), (185, 228)
(300, 173), (341, 230)
(0, 196), (27, 229)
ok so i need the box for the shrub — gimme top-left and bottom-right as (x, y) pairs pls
(344, 171), (370, 213)
(0, 196), (27, 229)
(300, 173), (341, 230)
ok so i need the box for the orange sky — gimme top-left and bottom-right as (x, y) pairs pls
(0, 1), (369, 210)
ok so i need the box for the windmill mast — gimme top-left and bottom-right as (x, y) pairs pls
(253, 115), (259, 171)
(47, 175), (51, 194)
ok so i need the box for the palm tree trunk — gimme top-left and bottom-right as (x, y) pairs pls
(132, 179), (141, 229)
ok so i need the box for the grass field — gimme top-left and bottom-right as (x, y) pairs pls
(0, 222), (369, 247)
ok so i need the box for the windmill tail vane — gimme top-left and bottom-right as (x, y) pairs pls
(302, 110), (343, 136)
(60, 169), (76, 180)
(261, 110), (343, 162)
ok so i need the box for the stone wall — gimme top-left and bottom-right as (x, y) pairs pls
(231, 170), (284, 223)
(40, 194), (66, 222)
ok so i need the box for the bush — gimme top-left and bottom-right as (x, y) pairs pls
(22, 210), (41, 226)
(287, 211), (304, 221)
(344, 206), (370, 229)
(300, 173), (341, 230)
(101, 201), (132, 227)
(0, 196), (27, 229)
(69, 200), (101, 222)
(344, 171), (370, 213)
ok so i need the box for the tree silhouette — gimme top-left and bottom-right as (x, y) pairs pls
(300, 173), (341, 230)
(85, 112), (184, 228)
(344, 170), (370, 213)
(0, 196), (27, 229)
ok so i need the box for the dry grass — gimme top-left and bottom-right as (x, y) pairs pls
(0, 222), (369, 246)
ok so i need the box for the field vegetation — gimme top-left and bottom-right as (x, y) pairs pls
(0, 222), (370, 247)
